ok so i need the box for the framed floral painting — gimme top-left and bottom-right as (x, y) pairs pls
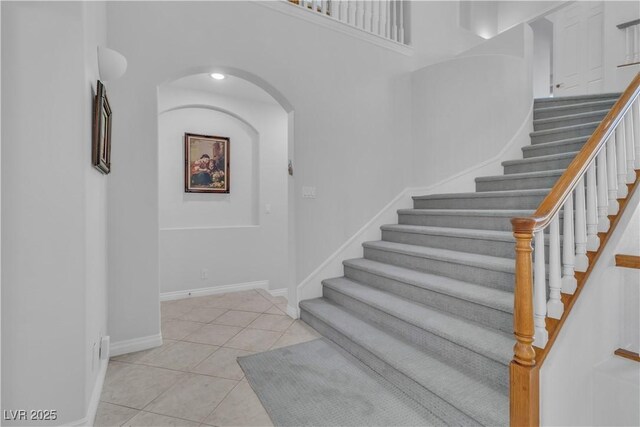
(184, 133), (230, 193)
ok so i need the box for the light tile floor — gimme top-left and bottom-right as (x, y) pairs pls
(96, 289), (321, 427)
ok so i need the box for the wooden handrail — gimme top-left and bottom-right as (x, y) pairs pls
(516, 73), (640, 235)
(510, 72), (640, 427)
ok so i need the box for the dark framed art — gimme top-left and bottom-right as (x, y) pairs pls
(184, 133), (230, 193)
(92, 80), (112, 174)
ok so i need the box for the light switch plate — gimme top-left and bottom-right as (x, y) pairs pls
(302, 186), (316, 198)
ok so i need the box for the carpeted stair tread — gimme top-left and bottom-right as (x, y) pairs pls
(534, 92), (620, 105)
(529, 120), (600, 137)
(362, 240), (516, 274)
(522, 135), (589, 157)
(412, 188), (550, 201)
(299, 298), (509, 426)
(532, 109), (610, 126)
(502, 151), (579, 167)
(476, 169), (564, 183)
(533, 99), (616, 119)
(398, 208), (534, 219)
(322, 276), (513, 365)
(380, 224), (515, 242)
(343, 257), (514, 313)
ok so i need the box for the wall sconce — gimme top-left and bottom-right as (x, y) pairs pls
(97, 46), (127, 81)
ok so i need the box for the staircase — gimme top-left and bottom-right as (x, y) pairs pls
(299, 92), (623, 426)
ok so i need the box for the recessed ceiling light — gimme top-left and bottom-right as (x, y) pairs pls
(210, 73), (225, 80)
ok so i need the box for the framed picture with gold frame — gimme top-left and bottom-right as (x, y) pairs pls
(184, 133), (230, 193)
(92, 80), (112, 174)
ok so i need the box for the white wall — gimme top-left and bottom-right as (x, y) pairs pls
(497, 1), (565, 34)
(158, 85), (289, 295)
(411, 24), (533, 188)
(1, 1), (108, 425)
(459, 1), (499, 39)
(105, 0), (415, 346)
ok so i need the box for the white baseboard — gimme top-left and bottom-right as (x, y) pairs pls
(66, 353), (109, 426)
(109, 333), (163, 358)
(267, 288), (288, 299)
(160, 280), (269, 302)
(286, 304), (299, 319)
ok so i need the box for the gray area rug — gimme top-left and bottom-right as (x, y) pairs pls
(238, 338), (442, 427)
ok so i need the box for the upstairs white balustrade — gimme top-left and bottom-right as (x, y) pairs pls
(618, 19), (640, 67)
(288, 0), (407, 44)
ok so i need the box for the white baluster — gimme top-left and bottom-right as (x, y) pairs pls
(548, 215), (564, 319)
(586, 161), (600, 250)
(635, 25), (640, 63)
(533, 230), (549, 348)
(633, 99), (640, 169)
(379, 0), (388, 38)
(372, 1), (380, 36)
(363, 0), (372, 31)
(390, 0), (398, 41)
(596, 146), (610, 232)
(339, 0), (348, 22)
(575, 177), (589, 272)
(398, 0), (405, 44)
(321, 0), (328, 15)
(347, 0), (355, 25)
(625, 113), (636, 182)
(356, 1), (365, 28)
(615, 124), (629, 197)
(626, 26), (633, 64)
(562, 194), (577, 294)
(606, 134), (619, 214)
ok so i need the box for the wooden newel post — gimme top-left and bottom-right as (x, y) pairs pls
(510, 218), (539, 427)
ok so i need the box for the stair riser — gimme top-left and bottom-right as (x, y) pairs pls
(523, 140), (586, 158)
(343, 264), (513, 333)
(534, 102), (615, 120)
(534, 96), (619, 108)
(322, 287), (509, 389)
(413, 194), (546, 210)
(399, 212), (516, 232)
(504, 156), (574, 174)
(533, 111), (607, 131)
(531, 125), (597, 144)
(363, 246), (515, 291)
(299, 308), (480, 426)
(476, 174), (560, 191)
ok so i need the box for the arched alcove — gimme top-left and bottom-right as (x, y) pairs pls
(157, 72), (294, 299)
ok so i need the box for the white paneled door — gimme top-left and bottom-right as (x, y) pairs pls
(551, 1), (604, 96)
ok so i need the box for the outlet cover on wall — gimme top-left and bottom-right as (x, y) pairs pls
(100, 336), (110, 360)
(201, 269), (208, 280)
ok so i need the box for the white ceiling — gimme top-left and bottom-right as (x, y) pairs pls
(168, 73), (278, 105)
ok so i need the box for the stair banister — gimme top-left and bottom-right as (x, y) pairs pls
(510, 72), (640, 427)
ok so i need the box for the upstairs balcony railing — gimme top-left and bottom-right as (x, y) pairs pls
(618, 19), (640, 67)
(287, 0), (407, 45)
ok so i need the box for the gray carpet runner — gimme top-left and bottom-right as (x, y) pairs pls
(299, 92), (621, 426)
